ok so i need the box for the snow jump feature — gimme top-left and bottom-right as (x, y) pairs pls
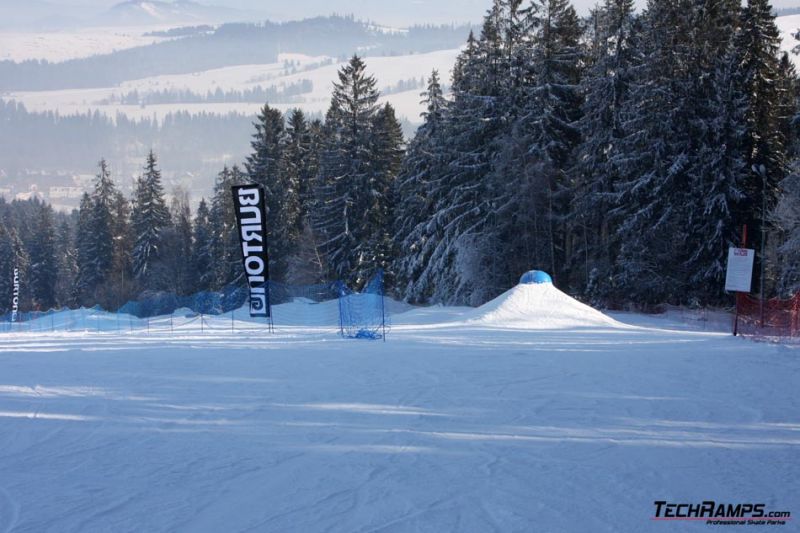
(468, 271), (622, 330)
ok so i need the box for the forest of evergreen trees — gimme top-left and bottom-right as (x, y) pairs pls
(105, 80), (315, 106)
(3, 0), (800, 315)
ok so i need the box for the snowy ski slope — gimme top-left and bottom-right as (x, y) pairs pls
(0, 289), (797, 532)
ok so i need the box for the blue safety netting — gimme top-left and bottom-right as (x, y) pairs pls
(0, 274), (386, 339)
(338, 270), (386, 340)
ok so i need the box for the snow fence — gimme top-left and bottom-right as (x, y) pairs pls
(0, 271), (387, 340)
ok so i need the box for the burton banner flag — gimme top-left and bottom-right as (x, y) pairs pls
(231, 184), (271, 318)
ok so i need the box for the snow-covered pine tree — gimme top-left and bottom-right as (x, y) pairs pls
(54, 217), (77, 309)
(28, 202), (58, 310)
(0, 223), (30, 314)
(774, 165), (800, 294)
(313, 55), (380, 286)
(416, 24), (505, 305)
(208, 166), (244, 289)
(681, 1), (749, 302)
(191, 198), (214, 292)
(75, 192), (95, 305)
(569, 0), (638, 300)
(491, 0), (583, 294)
(283, 110), (326, 284)
(393, 70), (449, 302)
(0, 226), (15, 314)
(735, 0), (791, 296)
(284, 109), (314, 226)
(361, 102), (404, 286)
(246, 104), (295, 281)
(160, 186), (194, 296)
(131, 151), (171, 289)
(775, 41), (800, 295)
(109, 189), (133, 307)
(610, 0), (695, 304)
(76, 160), (117, 305)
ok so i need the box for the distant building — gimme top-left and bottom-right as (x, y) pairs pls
(15, 184), (45, 202)
(72, 174), (95, 188)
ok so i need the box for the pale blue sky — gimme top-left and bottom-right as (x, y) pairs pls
(26, 0), (800, 26)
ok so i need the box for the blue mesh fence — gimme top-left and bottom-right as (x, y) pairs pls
(0, 273), (387, 339)
(338, 270), (387, 340)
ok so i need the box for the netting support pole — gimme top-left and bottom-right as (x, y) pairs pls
(231, 309), (234, 333)
(268, 282), (274, 334)
(734, 224), (747, 337)
(170, 313), (174, 334)
(337, 281), (344, 338)
(200, 313), (204, 333)
(381, 274), (386, 343)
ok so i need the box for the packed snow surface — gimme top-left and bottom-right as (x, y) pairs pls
(0, 302), (797, 532)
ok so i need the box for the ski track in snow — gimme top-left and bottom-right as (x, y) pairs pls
(0, 297), (797, 532)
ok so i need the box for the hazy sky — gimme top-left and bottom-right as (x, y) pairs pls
(28, 0), (800, 26)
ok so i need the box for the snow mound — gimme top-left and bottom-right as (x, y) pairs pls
(468, 283), (622, 329)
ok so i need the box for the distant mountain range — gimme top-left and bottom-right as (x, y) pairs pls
(0, 0), (486, 30)
(0, 15), (474, 91)
(0, 0), (270, 30)
(97, 0), (263, 26)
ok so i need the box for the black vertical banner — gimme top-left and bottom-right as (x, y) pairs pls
(231, 184), (271, 318)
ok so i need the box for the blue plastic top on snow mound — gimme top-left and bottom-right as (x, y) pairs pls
(519, 270), (553, 285)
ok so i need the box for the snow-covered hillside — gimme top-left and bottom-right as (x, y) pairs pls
(0, 296), (797, 531)
(4, 49), (461, 124)
(0, 26), (175, 62)
(778, 13), (800, 65)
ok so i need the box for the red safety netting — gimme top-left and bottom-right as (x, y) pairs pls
(734, 292), (800, 337)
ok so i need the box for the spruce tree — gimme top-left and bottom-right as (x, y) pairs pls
(363, 102), (404, 285)
(109, 189), (133, 307)
(0, 226), (15, 314)
(160, 187), (194, 296)
(610, 0), (695, 304)
(191, 198), (214, 292)
(284, 109), (314, 226)
(283, 110), (325, 284)
(314, 55), (381, 286)
(54, 217), (77, 309)
(569, 0), (638, 300)
(246, 104), (295, 281)
(28, 202), (57, 310)
(393, 70), (448, 301)
(131, 151), (171, 289)
(76, 160), (117, 306)
(683, 39), (749, 301)
(208, 166), (244, 289)
(735, 0), (790, 296)
(0, 227), (30, 314)
(421, 27), (503, 305)
(508, 0), (583, 286)
(75, 192), (95, 305)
